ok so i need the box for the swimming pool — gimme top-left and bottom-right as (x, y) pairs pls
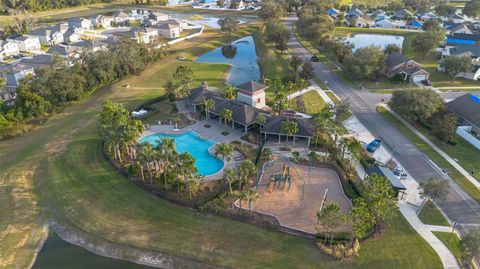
(140, 131), (224, 176)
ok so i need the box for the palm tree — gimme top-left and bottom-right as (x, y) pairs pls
(339, 137), (349, 160)
(218, 17), (239, 45)
(222, 168), (236, 195)
(347, 137), (362, 159)
(200, 97), (215, 119)
(215, 143), (233, 164)
(158, 137), (176, 188)
(255, 113), (266, 139)
(138, 142), (155, 183)
(273, 92), (287, 115)
(281, 120), (299, 148)
(263, 147), (273, 161)
(285, 81), (296, 108)
(237, 160), (256, 190)
(244, 188), (259, 211)
(223, 84), (236, 99)
(220, 108), (233, 128)
(185, 178), (200, 199)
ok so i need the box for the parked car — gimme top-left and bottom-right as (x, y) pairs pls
(366, 139), (381, 153)
(311, 55), (319, 62)
(422, 79), (432, 86)
(393, 165), (408, 179)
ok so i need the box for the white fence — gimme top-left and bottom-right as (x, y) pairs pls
(457, 126), (480, 150)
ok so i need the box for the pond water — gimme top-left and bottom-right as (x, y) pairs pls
(188, 16), (249, 28)
(139, 131), (224, 176)
(195, 36), (260, 85)
(33, 233), (153, 269)
(346, 34), (404, 52)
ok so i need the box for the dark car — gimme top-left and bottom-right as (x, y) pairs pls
(311, 55), (319, 62)
(366, 139), (381, 153)
(421, 79), (432, 86)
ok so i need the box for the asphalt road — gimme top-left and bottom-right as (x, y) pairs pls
(284, 17), (480, 235)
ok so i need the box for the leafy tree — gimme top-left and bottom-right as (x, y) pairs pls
(463, 0), (480, 18)
(362, 174), (397, 224)
(390, 89), (444, 122)
(461, 230), (480, 263)
(317, 202), (345, 246)
(330, 98), (350, 124)
(442, 56), (472, 80)
(349, 198), (375, 239)
(215, 143), (233, 164)
(281, 119), (299, 147)
(298, 9), (335, 40)
(164, 79), (176, 100)
(299, 62), (314, 80)
(185, 178), (200, 199)
(272, 92), (287, 115)
(418, 177), (449, 201)
(218, 17), (239, 45)
(435, 4), (456, 16)
(384, 44), (401, 55)
(432, 111), (458, 143)
(290, 55), (304, 72)
(412, 27), (445, 56)
(14, 83), (51, 119)
(343, 46), (385, 80)
(223, 84), (236, 99)
(173, 65), (194, 97)
(259, 0), (284, 21)
(216, 0), (224, 7)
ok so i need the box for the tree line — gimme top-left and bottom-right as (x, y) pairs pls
(1, 0), (112, 12)
(0, 37), (165, 139)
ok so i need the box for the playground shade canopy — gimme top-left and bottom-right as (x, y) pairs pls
(366, 166), (407, 192)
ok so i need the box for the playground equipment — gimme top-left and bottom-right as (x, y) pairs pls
(261, 156), (306, 199)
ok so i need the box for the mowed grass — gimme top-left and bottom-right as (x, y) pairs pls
(377, 106), (480, 203)
(432, 231), (470, 269)
(418, 200), (450, 226)
(290, 90), (327, 115)
(0, 23), (442, 268)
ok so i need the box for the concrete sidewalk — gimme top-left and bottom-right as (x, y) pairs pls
(383, 105), (480, 189)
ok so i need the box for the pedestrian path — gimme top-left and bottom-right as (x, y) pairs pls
(383, 105), (480, 189)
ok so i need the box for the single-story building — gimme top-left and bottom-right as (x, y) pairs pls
(392, 9), (413, 20)
(446, 33), (480, 46)
(384, 52), (429, 83)
(375, 18), (405, 29)
(261, 116), (314, 146)
(348, 17), (373, 28)
(446, 94), (480, 150)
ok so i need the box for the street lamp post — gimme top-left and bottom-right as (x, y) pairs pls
(449, 219), (459, 241)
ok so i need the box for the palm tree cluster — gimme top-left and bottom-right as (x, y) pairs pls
(222, 160), (257, 195)
(99, 100), (202, 199)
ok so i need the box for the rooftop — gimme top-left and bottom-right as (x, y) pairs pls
(235, 81), (268, 93)
(366, 166), (407, 191)
(446, 93), (480, 128)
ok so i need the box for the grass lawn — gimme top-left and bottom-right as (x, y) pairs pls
(432, 231), (468, 269)
(0, 23), (443, 269)
(289, 90), (327, 115)
(377, 106), (480, 203)
(418, 200), (450, 226)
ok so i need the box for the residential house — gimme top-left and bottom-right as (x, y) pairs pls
(155, 23), (181, 39)
(446, 33), (480, 46)
(384, 52), (430, 82)
(446, 94), (480, 150)
(375, 19), (405, 29)
(116, 27), (159, 43)
(149, 11), (169, 21)
(235, 81), (267, 109)
(46, 45), (79, 63)
(348, 16), (373, 28)
(444, 22), (472, 34)
(406, 20), (423, 30)
(130, 9), (149, 20)
(370, 9), (387, 20)
(113, 11), (129, 26)
(165, 19), (188, 31)
(392, 9), (413, 20)
(327, 8), (340, 19)
(438, 45), (480, 80)
(63, 30), (81, 43)
(0, 63), (34, 100)
(0, 41), (19, 62)
(91, 15), (114, 29)
(69, 40), (107, 53)
(419, 12), (438, 22)
(7, 35), (41, 52)
(447, 13), (466, 24)
(48, 23), (69, 34)
(68, 18), (93, 32)
(20, 54), (69, 70)
(28, 28), (64, 46)
(346, 7), (363, 19)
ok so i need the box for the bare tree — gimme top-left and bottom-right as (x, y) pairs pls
(8, 9), (36, 35)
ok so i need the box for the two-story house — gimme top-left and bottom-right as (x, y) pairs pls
(28, 28), (64, 46)
(0, 41), (20, 61)
(155, 23), (180, 39)
(91, 15), (114, 29)
(6, 35), (41, 52)
(68, 18), (93, 32)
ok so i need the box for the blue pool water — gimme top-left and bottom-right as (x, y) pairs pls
(140, 131), (223, 176)
(195, 36), (260, 85)
(346, 34), (404, 52)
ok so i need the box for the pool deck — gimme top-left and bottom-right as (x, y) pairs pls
(143, 119), (252, 181)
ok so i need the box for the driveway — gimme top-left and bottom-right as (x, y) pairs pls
(284, 17), (480, 235)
